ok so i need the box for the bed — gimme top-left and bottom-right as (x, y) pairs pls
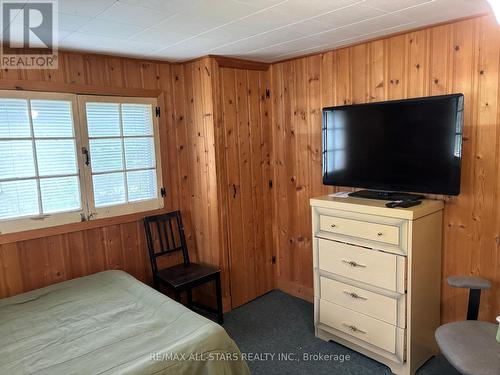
(0, 270), (249, 375)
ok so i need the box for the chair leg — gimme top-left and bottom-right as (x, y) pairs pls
(174, 289), (181, 303)
(187, 289), (193, 309)
(152, 276), (160, 291)
(467, 289), (481, 320)
(215, 273), (223, 325)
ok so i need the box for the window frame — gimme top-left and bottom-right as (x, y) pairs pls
(0, 90), (164, 235)
(0, 90), (87, 234)
(77, 95), (164, 220)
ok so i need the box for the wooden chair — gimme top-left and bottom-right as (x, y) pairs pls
(144, 211), (223, 324)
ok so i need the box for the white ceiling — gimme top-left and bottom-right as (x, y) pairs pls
(2, 0), (494, 63)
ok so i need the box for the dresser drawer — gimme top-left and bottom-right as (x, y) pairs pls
(319, 299), (405, 357)
(318, 239), (406, 293)
(320, 277), (405, 327)
(320, 215), (399, 246)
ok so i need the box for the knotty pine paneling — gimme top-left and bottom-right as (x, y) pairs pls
(0, 223), (152, 296)
(271, 15), (500, 323)
(170, 58), (231, 310)
(0, 15), (498, 323)
(0, 52), (229, 309)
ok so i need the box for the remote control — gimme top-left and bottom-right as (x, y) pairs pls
(385, 200), (402, 208)
(399, 200), (422, 208)
(385, 200), (422, 208)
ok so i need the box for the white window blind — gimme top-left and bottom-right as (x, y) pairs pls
(0, 91), (163, 234)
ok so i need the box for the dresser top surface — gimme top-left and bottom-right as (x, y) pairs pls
(310, 195), (444, 220)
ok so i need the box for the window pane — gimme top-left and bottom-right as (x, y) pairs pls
(86, 103), (120, 137)
(36, 140), (78, 176)
(122, 104), (153, 136)
(127, 169), (157, 202)
(40, 176), (81, 214)
(0, 140), (35, 180)
(0, 98), (30, 138)
(89, 139), (123, 173)
(124, 137), (155, 169)
(93, 172), (125, 207)
(0, 179), (39, 219)
(31, 100), (74, 138)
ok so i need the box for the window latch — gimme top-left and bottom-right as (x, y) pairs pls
(82, 147), (90, 166)
(30, 214), (51, 221)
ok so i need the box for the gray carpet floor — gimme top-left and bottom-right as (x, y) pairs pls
(223, 290), (459, 375)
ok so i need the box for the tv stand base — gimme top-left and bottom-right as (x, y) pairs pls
(349, 190), (425, 201)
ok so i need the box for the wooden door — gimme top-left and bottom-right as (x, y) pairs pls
(220, 67), (274, 308)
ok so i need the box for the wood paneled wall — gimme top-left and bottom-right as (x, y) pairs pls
(169, 57), (231, 309)
(1, 15), (498, 324)
(0, 53), (269, 313)
(0, 223), (153, 296)
(0, 52), (169, 296)
(0, 52), (228, 307)
(271, 15), (500, 323)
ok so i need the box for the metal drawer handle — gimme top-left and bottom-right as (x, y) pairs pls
(330, 224), (336, 228)
(377, 232), (383, 236)
(342, 259), (367, 268)
(342, 323), (367, 334)
(343, 291), (367, 300)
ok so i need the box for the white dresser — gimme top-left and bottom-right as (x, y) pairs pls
(311, 196), (444, 375)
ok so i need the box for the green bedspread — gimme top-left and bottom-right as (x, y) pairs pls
(0, 270), (249, 375)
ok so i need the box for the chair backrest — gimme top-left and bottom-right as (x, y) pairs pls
(447, 275), (492, 320)
(143, 211), (190, 275)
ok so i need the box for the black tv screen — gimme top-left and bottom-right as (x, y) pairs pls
(322, 94), (464, 195)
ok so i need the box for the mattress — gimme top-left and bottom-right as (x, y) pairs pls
(0, 270), (249, 375)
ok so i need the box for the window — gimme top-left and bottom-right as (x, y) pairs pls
(0, 91), (163, 234)
(78, 96), (163, 218)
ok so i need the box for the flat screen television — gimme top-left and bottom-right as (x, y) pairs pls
(322, 94), (464, 197)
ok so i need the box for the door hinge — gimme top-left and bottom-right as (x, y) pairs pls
(160, 187), (166, 197)
(155, 106), (161, 117)
(265, 88), (271, 98)
(269, 179), (273, 188)
(272, 256), (276, 264)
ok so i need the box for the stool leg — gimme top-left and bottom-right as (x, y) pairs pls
(467, 289), (481, 320)
(215, 274), (223, 325)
